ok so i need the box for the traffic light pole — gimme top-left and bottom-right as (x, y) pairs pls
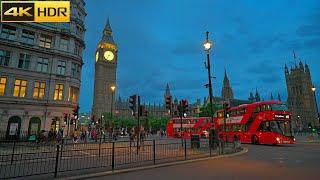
(180, 100), (183, 146)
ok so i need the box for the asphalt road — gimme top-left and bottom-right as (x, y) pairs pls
(92, 142), (320, 180)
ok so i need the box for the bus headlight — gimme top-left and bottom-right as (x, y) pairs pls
(285, 115), (289, 119)
(276, 137), (280, 142)
(293, 137), (296, 142)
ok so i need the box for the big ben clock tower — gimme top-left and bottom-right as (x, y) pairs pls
(93, 19), (118, 118)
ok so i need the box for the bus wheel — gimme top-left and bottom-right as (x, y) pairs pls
(252, 135), (259, 144)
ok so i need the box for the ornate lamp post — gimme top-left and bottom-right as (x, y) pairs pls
(203, 31), (215, 146)
(203, 32), (214, 122)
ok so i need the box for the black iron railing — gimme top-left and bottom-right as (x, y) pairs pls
(0, 138), (242, 179)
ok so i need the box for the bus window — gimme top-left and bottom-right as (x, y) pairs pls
(254, 106), (260, 113)
(237, 108), (247, 115)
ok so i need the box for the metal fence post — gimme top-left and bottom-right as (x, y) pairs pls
(112, 142), (115, 171)
(60, 143), (63, 159)
(153, 139), (156, 165)
(10, 141), (16, 165)
(209, 139), (212, 157)
(184, 138), (187, 160)
(54, 145), (60, 178)
(98, 136), (102, 158)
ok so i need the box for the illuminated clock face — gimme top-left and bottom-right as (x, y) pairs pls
(104, 50), (114, 61)
(95, 52), (99, 62)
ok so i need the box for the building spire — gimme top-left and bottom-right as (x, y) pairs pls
(255, 88), (261, 102)
(278, 93), (281, 101)
(101, 18), (115, 44)
(221, 68), (234, 99)
(165, 83), (171, 97)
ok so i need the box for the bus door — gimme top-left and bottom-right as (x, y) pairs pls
(257, 121), (273, 143)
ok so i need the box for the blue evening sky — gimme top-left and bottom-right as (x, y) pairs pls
(80, 0), (320, 112)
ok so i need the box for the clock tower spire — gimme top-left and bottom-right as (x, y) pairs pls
(93, 18), (118, 119)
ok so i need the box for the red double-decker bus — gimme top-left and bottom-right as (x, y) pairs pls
(214, 100), (295, 145)
(166, 117), (211, 138)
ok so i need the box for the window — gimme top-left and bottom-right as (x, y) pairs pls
(74, 41), (81, 55)
(0, 25), (16, 40)
(0, 50), (10, 66)
(21, 30), (35, 44)
(54, 84), (64, 100)
(253, 106), (261, 113)
(39, 34), (52, 48)
(60, 38), (69, 51)
(18, 53), (31, 69)
(57, 60), (66, 75)
(71, 62), (80, 78)
(0, 77), (7, 96)
(33, 81), (45, 99)
(36, 57), (49, 73)
(13, 79), (27, 97)
(68, 86), (79, 103)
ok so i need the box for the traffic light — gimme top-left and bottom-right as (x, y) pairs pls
(139, 105), (145, 116)
(182, 99), (188, 114)
(73, 105), (79, 119)
(63, 113), (68, 125)
(165, 96), (172, 111)
(129, 95), (137, 115)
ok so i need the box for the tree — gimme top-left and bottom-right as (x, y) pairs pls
(199, 103), (222, 117)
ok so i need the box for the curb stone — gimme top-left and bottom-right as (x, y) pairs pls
(60, 147), (248, 180)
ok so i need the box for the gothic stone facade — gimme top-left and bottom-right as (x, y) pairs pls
(92, 20), (117, 119)
(0, 0), (86, 138)
(285, 61), (319, 130)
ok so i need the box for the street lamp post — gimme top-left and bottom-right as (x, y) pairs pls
(311, 86), (319, 128)
(203, 31), (215, 147)
(110, 85), (116, 118)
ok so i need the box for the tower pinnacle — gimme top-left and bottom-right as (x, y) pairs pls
(221, 69), (234, 99)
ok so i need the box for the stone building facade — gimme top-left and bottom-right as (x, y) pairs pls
(285, 61), (319, 131)
(0, 0), (86, 138)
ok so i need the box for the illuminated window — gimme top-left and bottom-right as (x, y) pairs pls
(0, 50), (10, 66)
(57, 60), (66, 75)
(60, 38), (69, 51)
(0, 77), (7, 96)
(54, 84), (64, 100)
(36, 57), (48, 73)
(13, 79), (27, 97)
(18, 53), (31, 69)
(0, 25), (16, 40)
(33, 81), (45, 99)
(68, 86), (79, 103)
(39, 34), (52, 48)
(21, 30), (35, 44)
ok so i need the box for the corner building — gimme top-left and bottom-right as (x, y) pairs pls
(0, 0), (86, 138)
